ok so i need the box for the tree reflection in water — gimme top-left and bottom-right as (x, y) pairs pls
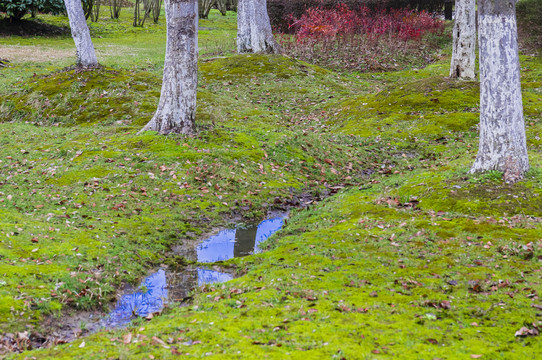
(197, 216), (284, 262)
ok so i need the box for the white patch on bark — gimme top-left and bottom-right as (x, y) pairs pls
(237, 0), (280, 53)
(449, 0), (476, 80)
(471, 0), (529, 183)
(140, 0), (198, 135)
(63, 0), (98, 67)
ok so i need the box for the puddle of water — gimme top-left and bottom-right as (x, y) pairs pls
(105, 269), (168, 327)
(197, 216), (285, 262)
(197, 229), (237, 262)
(197, 268), (234, 286)
(103, 215), (286, 328)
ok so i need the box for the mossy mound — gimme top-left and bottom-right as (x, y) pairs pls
(1, 67), (161, 126)
(330, 73), (541, 140)
(1, 55), (345, 131)
(389, 170), (542, 219)
(197, 54), (362, 131)
(200, 54), (329, 81)
(330, 75), (480, 139)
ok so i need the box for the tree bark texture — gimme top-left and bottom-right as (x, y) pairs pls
(449, 0), (476, 80)
(237, 0), (280, 54)
(471, 0), (528, 182)
(140, 0), (198, 135)
(64, 0), (99, 67)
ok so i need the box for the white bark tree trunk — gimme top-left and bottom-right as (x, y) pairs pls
(237, 0), (280, 54)
(449, 0), (476, 80)
(140, 0), (198, 135)
(471, 0), (529, 183)
(64, 0), (98, 67)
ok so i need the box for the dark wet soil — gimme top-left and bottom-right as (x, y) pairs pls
(0, 18), (69, 37)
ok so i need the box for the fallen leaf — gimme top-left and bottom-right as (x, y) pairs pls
(515, 326), (539, 337)
(123, 333), (132, 344)
(440, 300), (451, 309)
(151, 336), (170, 349)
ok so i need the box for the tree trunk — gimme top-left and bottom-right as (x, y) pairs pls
(216, 0), (227, 16)
(198, 0), (214, 19)
(226, 0), (237, 12)
(444, 0), (453, 20)
(449, 0), (476, 80)
(64, 0), (99, 67)
(152, 0), (163, 23)
(110, 0), (122, 19)
(237, 0), (280, 54)
(140, 0), (198, 135)
(471, 0), (528, 183)
(91, 0), (101, 22)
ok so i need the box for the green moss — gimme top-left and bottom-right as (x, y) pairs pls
(0, 296), (25, 322)
(3, 68), (161, 127)
(391, 170), (542, 218)
(19, 176), (542, 358)
(200, 54), (329, 81)
(0, 65), (378, 335)
(47, 166), (112, 186)
(330, 76), (481, 139)
(1, 9), (542, 359)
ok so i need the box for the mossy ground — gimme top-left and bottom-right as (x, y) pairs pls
(1, 7), (542, 360)
(1, 67), (161, 126)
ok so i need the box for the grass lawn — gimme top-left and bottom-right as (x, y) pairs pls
(0, 5), (542, 359)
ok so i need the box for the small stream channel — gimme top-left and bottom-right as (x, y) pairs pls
(102, 214), (286, 328)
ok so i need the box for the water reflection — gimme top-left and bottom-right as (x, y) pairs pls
(105, 269), (167, 327)
(105, 215), (285, 327)
(196, 229), (236, 262)
(197, 268), (233, 285)
(253, 217), (284, 253)
(197, 216), (284, 262)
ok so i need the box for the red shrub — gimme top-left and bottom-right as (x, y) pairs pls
(277, 3), (448, 73)
(267, 0), (447, 33)
(290, 4), (444, 42)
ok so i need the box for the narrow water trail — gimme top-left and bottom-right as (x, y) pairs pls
(102, 214), (287, 328)
(22, 213), (289, 350)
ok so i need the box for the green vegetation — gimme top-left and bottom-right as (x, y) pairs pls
(0, 7), (541, 360)
(0, 0), (64, 21)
